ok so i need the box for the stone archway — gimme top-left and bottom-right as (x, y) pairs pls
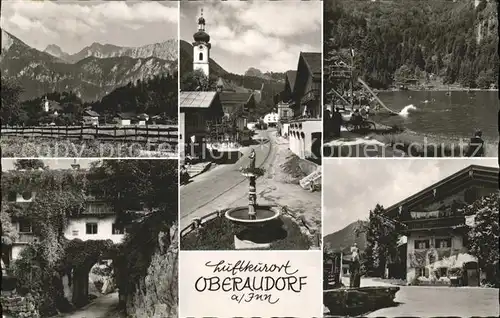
(63, 239), (116, 308)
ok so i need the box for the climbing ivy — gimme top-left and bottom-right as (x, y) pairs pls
(1, 168), (115, 315)
(1, 169), (87, 195)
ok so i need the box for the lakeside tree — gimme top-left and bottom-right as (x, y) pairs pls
(324, 0), (498, 89)
(465, 192), (499, 287)
(356, 204), (401, 278)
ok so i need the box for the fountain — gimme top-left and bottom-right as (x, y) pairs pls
(224, 149), (281, 249)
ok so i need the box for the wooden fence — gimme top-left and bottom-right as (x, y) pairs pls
(1, 124), (178, 145)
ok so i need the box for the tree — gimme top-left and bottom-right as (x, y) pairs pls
(180, 69), (214, 91)
(86, 160), (178, 310)
(394, 64), (412, 83)
(14, 159), (46, 170)
(466, 192), (499, 287)
(356, 204), (401, 277)
(1, 202), (18, 266)
(86, 160), (178, 222)
(1, 77), (24, 125)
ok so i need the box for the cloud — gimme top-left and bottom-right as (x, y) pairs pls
(217, 30), (285, 56)
(180, 0), (321, 73)
(323, 159), (499, 235)
(257, 43), (317, 72)
(237, 1), (322, 37)
(2, 1), (178, 38)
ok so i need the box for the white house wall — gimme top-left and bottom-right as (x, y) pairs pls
(64, 216), (125, 244)
(288, 119), (321, 160)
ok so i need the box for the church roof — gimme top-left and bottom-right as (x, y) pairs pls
(180, 91), (217, 108)
(300, 52), (322, 79)
(384, 165), (499, 217)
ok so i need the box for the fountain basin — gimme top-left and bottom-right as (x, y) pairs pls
(225, 206), (280, 226)
(324, 286), (400, 316)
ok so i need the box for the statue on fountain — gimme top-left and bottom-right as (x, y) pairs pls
(247, 149), (257, 219)
(248, 148), (256, 170)
(350, 243), (361, 288)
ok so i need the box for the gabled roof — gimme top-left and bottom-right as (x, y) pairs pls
(300, 52), (322, 79)
(180, 91), (217, 108)
(385, 165), (499, 217)
(84, 110), (100, 117)
(219, 92), (253, 105)
(117, 112), (136, 119)
(285, 70), (297, 92)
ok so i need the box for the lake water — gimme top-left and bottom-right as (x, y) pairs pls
(371, 91), (499, 140)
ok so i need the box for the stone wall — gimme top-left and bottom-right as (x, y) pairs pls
(126, 224), (178, 318)
(0, 294), (40, 318)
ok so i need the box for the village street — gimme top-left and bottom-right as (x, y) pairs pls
(179, 129), (321, 234)
(324, 278), (500, 317)
(54, 292), (124, 318)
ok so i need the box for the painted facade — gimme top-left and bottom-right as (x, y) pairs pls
(385, 165), (499, 286)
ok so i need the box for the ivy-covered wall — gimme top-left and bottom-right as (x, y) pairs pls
(1, 169), (117, 316)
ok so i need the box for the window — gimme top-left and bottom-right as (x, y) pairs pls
(19, 220), (32, 233)
(438, 267), (447, 277)
(436, 238), (452, 248)
(199, 52), (203, 61)
(89, 203), (108, 214)
(7, 192), (16, 202)
(416, 267), (426, 277)
(112, 224), (125, 235)
(86, 223), (98, 235)
(415, 239), (430, 249)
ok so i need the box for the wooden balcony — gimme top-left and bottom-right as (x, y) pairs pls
(15, 233), (37, 243)
(403, 215), (465, 231)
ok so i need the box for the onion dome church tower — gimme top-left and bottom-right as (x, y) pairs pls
(192, 8), (211, 78)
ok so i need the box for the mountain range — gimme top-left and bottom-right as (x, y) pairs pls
(0, 29), (178, 101)
(44, 41), (177, 64)
(324, 220), (368, 253)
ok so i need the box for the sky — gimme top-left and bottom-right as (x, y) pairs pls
(323, 158), (499, 235)
(1, 0), (178, 54)
(180, 0), (322, 74)
(2, 159), (98, 171)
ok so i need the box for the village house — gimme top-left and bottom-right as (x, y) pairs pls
(179, 91), (224, 158)
(82, 110), (100, 126)
(263, 111), (279, 128)
(384, 164), (499, 286)
(3, 166), (126, 265)
(276, 70), (297, 136)
(115, 112), (136, 126)
(281, 52), (322, 162)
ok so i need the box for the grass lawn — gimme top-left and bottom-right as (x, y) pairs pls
(180, 215), (311, 250)
(1, 137), (177, 157)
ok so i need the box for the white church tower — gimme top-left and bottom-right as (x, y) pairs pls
(192, 8), (210, 77)
(43, 96), (49, 112)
